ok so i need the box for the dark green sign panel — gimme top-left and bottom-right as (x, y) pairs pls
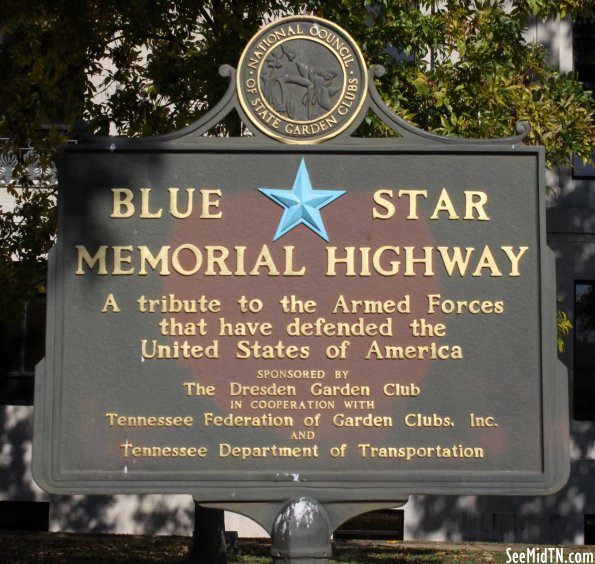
(33, 140), (568, 501)
(33, 18), (568, 505)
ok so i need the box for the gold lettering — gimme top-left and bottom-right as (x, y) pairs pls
(111, 188), (134, 218)
(372, 189), (396, 219)
(372, 246), (400, 276)
(112, 245), (134, 275)
(101, 293), (120, 312)
(470, 413), (498, 427)
(357, 443), (484, 459)
(75, 245), (107, 275)
(404, 246), (434, 276)
(436, 247), (474, 276)
(138, 246), (171, 275)
(250, 245), (280, 276)
(200, 189), (222, 218)
(140, 188), (162, 218)
(106, 413), (193, 427)
(430, 188), (459, 220)
(326, 247), (356, 276)
(472, 245), (502, 277)
(398, 189), (428, 219)
(205, 246), (232, 275)
(365, 340), (464, 360)
(283, 246), (306, 276)
(501, 246), (529, 276)
(218, 443), (319, 460)
(168, 188), (194, 218)
(171, 244), (203, 276)
(120, 443), (207, 457)
(464, 191), (489, 220)
(183, 382), (216, 396)
(333, 413), (392, 427)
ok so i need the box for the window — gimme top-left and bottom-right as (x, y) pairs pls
(574, 282), (595, 420)
(572, 18), (595, 179)
(586, 514), (595, 545)
(573, 18), (595, 96)
(0, 295), (45, 405)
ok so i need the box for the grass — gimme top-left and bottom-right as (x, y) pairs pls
(0, 532), (594, 563)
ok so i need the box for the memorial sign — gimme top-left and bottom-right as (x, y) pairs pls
(33, 15), (568, 544)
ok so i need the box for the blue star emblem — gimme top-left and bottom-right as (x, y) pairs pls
(259, 159), (345, 241)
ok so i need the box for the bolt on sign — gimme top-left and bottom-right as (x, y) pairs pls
(33, 16), (568, 506)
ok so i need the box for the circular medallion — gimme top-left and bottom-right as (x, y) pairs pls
(237, 16), (368, 144)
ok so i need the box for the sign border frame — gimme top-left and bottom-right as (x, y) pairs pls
(32, 139), (569, 502)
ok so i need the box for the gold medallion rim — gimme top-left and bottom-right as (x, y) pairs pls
(237, 15), (368, 144)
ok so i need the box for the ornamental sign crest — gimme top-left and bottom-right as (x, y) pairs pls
(237, 16), (368, 143)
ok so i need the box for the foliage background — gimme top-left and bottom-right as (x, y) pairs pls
(0, 0), (593, 321)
